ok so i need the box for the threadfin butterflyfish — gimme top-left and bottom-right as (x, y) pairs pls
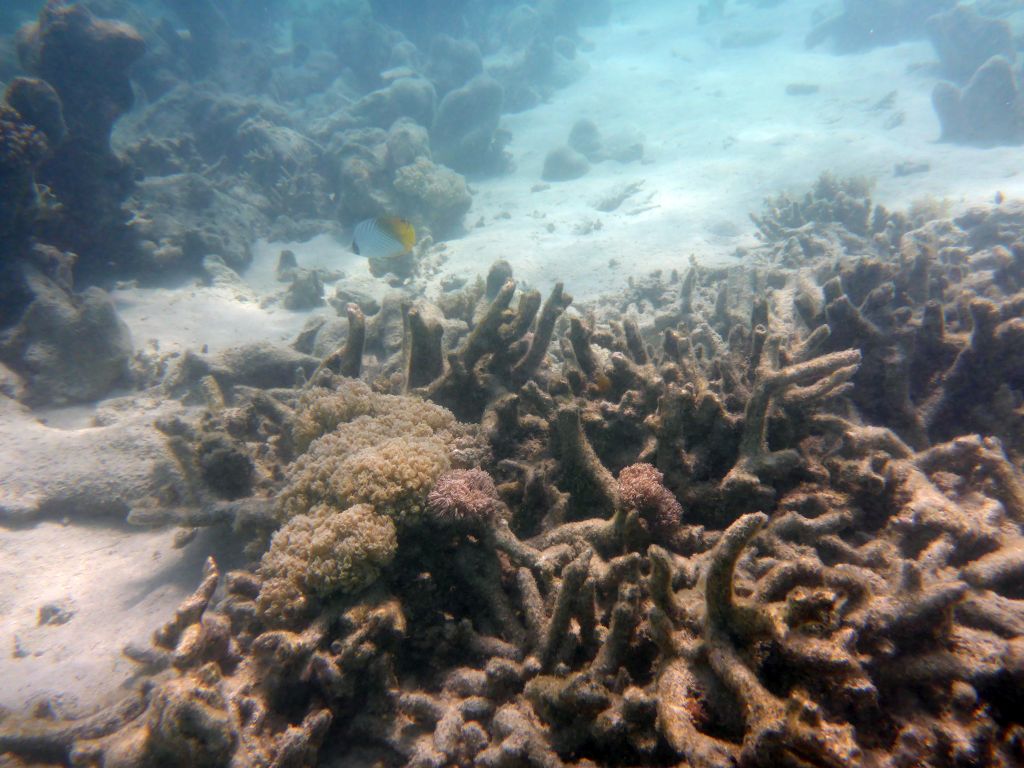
(352, 217), (416, 261)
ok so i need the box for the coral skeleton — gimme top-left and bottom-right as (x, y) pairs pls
(3, 176), (1024, 768)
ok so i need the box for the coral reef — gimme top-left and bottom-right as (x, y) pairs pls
(427, 468), (502, 527)
(3, 176), (1023, 767)
(257, 503), (398, 625)
(393, 156), (473, 237)
(432, 75), (507, 174)
(0, 0), (617, 300)
(0, 79), (58, 242)
(277, 380), (476, 523)
(16, 1), (144, 278)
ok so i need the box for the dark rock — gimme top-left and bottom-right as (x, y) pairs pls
(428, 34), (483, 96)
(568, 118), (603, 161)
(542, 145), (589, 182)
(0, 100), (50, 243)
(198, 432), (254, 499)
(16, 4), (143, 149)
(329, 15), (397, 90)
(785, 83), (820, 96)
(393, 156), (472, 237)
(212, 342), (319, 389)
(926, 5), (1015, 83)
(284, 269), (325, 310)
(201, 255), (248, 292)
(4, 77), (64, 145)
(893, 161), (930, 177)
(16, 3), (144, 280)
(127, 173), (259, 275)
(387, 117), (431, 169)
(0, 264), (133, 405)
(352, 76), (436, 130)
(331, 287), (381, 318)
(933, 56), (1022, 146)
(330, 127), (392, 223)
(433, 75), (506, 174)
(293, 315), (349, 357)
(38, 598), (75, 626)
(276, 249), (298, 281)
(602, 129), (644, 163)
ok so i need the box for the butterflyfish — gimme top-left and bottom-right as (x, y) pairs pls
(352, 217), (416, 261)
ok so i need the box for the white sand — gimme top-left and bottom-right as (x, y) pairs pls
(5, 0), (1024, 715)
(118, 0), (1024, 339)
(432, 0), (1024, 296)
(0, 523), (188, 713)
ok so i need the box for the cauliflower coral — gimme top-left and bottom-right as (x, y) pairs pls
(257, 503), (397, 625)
(260, 382), (482, 624)
(291, 380), (459, 453)
(282, 381), (478, 521)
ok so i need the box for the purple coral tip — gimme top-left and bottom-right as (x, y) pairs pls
(617, 463), (683, 533)
(427, 468), (500, 526)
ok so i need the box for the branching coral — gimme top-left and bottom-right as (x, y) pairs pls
(5, 183), (1024, 768)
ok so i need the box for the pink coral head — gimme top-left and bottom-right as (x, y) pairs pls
(617, 463), (682, 535)
(427, 468), (500, 527)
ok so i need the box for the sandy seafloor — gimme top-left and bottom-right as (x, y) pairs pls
(2, 0), (1024, 715)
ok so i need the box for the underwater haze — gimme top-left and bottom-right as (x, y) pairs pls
(2, 0), (1024, 765)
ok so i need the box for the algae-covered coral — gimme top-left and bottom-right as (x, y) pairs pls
(2, 181), (1024, 768)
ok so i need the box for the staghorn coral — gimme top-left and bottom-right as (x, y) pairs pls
(5, 181), (1024, 768)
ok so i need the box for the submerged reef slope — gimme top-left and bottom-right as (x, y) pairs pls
(3, 180), (1024, 767)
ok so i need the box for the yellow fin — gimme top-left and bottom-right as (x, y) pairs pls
(381, 217), (416, 252)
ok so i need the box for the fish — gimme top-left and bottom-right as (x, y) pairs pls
(352, 216), (416, 262)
